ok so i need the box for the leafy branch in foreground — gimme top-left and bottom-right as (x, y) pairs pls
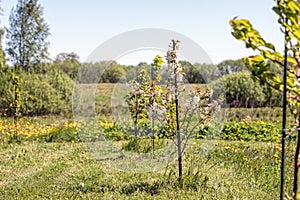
(230, 0), (300, 198)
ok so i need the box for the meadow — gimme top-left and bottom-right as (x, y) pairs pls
(0, 139), (293, 199)
(1, 0), (299, 197)
(0, 83), (297, 199)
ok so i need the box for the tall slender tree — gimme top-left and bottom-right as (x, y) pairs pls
(6, 0), (50, 72)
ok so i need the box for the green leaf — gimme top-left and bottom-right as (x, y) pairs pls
(296, 191), (300, 200)
(272, 6), (281, 16)
(248, 55), (265, 64)
(265, 43), (275, 51)
(287, 1), (300, 14)
(291, 29), (300, 40)
(287, 56), (297, 64)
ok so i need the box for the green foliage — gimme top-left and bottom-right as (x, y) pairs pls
(229, 0), (300, 120)
(158, 121), (176, 139)
(221, 121), (282, 142)
(0, 28), (6, 70)
(45, 69), (73, 112)
(181, 60), (245, 83)
(76, 62), (106, 84)
(45, 126), (79, 143)
(125, 70), (151, 134)
(54, 52), (80, 79)
(77, 61), (135, 84)
(230, 2), (300, 196)
(125, 55), (165, 139)
(12, 74), (21, 118)
(102, 122), (130, 141)
(216, 59), (246, 76)
(212, 71), (282, 107)
(0, 69), (73, 116)
(6, 0), (50, 72)
(0, 69), (14, 115)
(101, 63), (126, 83)
(197, 120), (290, 142)
(180, 61), (201, 83)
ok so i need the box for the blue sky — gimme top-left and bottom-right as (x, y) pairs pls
(1, 0), (283, 65)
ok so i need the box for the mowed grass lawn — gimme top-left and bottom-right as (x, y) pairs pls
(0, 140), (295, 199)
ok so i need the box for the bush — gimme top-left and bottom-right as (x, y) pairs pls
(0, 68), (73, 116)
(212, 71), (281, 107)
(0, 69), (14, 115)
(197, 120), (289, 142)
(101, 64), (126, 83)
(102, 122), (130, 141)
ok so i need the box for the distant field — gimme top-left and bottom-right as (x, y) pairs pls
(93, 83), (291, 123)
(93, 83), (206, 116)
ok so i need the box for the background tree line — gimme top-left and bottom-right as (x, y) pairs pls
(0, 0), (282, 117)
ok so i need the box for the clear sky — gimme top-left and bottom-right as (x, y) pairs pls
(1, 0), (284, 65)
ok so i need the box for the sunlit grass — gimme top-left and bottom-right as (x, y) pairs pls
(0, 140), (294, 199)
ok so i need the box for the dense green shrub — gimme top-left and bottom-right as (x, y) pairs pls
(0, 69), (14, 115)
(102, 122), (131, 141)
(101, 64), (127, 83)
(45, 69), (73, 112)
(0, 68), (73, 116)
(221, 121), (281, 142)
(197, 120), (291, 142)
(212, 71), (281, 107)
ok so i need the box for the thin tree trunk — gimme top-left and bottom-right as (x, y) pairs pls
(14, 85), (18, 139)
(134, 94), (138, 142)
(151, 106), (155, 158)
(174, 67), (182, 186)
(151, 68), (155, 158)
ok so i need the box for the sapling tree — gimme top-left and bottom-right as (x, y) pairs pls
(165, 40), (184, 185)
(125, 69), (150, 141)
(12, 74), (21, 142)
(148, 55), (164, 155)
(125, 55), (164, 155)
(230, 0), (300, 198)
(125, 40), (221, 185)
(163, 40), (221, 185)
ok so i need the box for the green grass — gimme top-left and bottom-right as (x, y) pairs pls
(0, 83), (296, 199)
(95, 83), (116, 115)
(0, 140), (295, 199)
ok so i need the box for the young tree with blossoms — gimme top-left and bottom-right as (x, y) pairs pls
(163, 40), (221, 185)
(149, 55), (164, 155)
(125, 69), (150, 141)
(126, 40), (221, 185)
(125, 55), (164, 148)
